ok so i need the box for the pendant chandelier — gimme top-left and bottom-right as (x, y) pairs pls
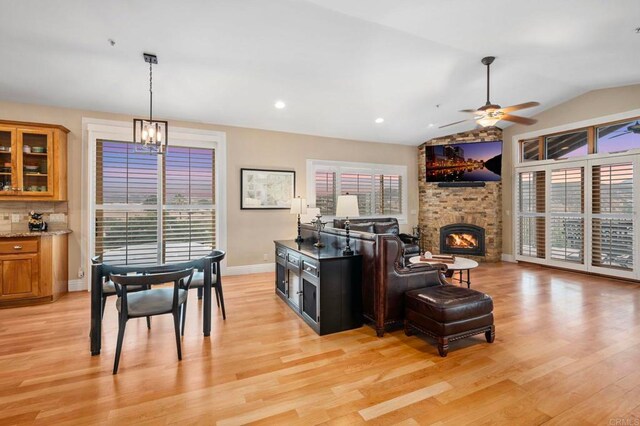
(133, 53), (168, 154)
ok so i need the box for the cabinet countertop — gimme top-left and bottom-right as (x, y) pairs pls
(0, 229), (72, 238)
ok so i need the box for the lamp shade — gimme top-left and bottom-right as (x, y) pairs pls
(336, 195), (359, 218)
(290, 197), (307, 215)
(301, 207), (321, 223)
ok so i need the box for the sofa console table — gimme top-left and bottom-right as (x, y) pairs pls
(274, 240), (362, 335)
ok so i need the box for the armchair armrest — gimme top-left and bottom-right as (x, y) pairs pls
(399, 233), (419, 244)
(398, 261), (450, 286)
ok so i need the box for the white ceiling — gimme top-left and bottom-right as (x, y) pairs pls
(0, 0), (639, 145)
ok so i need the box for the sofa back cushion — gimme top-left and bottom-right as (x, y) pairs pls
(350, 222), (375, 233)
(333, 217), (399, 232)
(374, 221), (399, 235)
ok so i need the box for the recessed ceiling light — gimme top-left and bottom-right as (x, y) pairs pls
(375, 117), (384, 124)
(274, 101), (286, 109)
(428, 123), (435, 127)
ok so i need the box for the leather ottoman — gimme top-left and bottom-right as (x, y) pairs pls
(404, 285), (495, 356)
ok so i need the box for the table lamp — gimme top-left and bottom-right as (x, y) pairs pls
(290, 196), (307, 244)
(336, 194), (359, 255)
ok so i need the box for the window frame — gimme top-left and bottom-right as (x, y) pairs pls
(83, 118), (227, 287)
(513, 138), (640, 280)
(518, 115), (640, 164)
(306, 159), (408, 224)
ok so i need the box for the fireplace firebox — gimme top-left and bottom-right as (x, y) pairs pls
(440, 224), (485, 256)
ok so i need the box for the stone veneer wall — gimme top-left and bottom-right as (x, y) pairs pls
(418, 127), (502, 262)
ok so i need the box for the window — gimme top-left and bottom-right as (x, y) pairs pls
(516, 170), (545, 258)
(521, 138), (540, 162)
(597, 120), (640, 154)
(518, 116), (640, 164)
(95, 140), (215, 265)
(546, 130), (588, 160)
(591, 162), (633, 270)
(307, 160), (407, 221)
(549, 167), (584, 263)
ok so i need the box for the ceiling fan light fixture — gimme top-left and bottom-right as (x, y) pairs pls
(477, 116), (501, 127)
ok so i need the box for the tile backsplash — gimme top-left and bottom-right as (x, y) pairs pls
(0, 201), (68, 232)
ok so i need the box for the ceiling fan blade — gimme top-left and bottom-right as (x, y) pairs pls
(439, 119), (472, 129)
(499, 102), (540, 114)
(501, 114), (537, 125)
(609, 131), (631, 139)
(459, 109), (480, 114)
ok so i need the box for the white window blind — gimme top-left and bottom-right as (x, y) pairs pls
(95, 140), (215, 265)
(517, 170), (545, 258)
(340, 173), (374, 214)
(163, 146), (216, 263)
(308, 160), (406, 220)
(376, 174), (402, 215)
(591, 162), (633, 270)
(315, 171), (336, 216)
(95, 141), (159, 265)
(550, 167), (584, 263)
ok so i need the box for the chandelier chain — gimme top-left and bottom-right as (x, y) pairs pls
(149, 61), (153, 121)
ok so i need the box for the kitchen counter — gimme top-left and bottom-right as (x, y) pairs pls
(0, 229), (72, 238)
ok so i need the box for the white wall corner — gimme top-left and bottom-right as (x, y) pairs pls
(225, 263), (275, 276)
(501, 254), (517, 263)
(68, 278), (88, 292)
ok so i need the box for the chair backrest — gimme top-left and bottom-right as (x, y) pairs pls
(209, 250), (225, 274)
(110, 269), (194, 314)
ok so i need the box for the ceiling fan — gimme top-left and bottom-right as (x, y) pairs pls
(608, 121), (640, 139)
(440, 56), (540, 129)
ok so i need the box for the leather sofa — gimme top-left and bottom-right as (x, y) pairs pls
(300, 225), (447, 337)
(332, 217), (420, 264)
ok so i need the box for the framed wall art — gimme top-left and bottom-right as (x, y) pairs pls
(240, 168), (296, 209)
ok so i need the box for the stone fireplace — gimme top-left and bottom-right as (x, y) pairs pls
(418, 127), (502, 262)
(440, 223), (485, 257)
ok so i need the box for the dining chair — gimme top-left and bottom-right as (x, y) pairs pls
(90, 257), (152, 328)
(109, 268), (194, 374)
(181, 250), (226, 335)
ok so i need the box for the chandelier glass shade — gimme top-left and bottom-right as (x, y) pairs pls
(133, 53), (168, 154)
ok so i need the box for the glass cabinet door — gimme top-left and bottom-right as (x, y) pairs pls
(0, 126), (16, 194)
(17, 129), (53, 196)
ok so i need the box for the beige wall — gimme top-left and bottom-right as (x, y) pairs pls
(0, 101), (419, 279)
(502, 83), (640, 256)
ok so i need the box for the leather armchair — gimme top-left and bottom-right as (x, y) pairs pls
(374, 234), (448, 336)
(398, 233), (420, 264)
(300, 225), (448, 337)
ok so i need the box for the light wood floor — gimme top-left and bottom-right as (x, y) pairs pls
(1, 263), (640, 425)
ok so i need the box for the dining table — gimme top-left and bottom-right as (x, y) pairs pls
(89, 246), (215, 356)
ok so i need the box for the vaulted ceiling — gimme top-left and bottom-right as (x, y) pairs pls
(0, 0), (638, 145)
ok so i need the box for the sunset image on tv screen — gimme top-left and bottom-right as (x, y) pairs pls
(424, 141), (502, 182)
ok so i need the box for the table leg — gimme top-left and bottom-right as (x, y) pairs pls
(90, 263), (103, 355)
(467, 269), (471, 288)
(203, 260), (212, 337)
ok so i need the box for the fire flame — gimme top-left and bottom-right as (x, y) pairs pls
(447, 233), (478, 249)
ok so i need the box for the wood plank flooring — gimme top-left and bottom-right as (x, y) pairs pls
(1, 262), (640, 425)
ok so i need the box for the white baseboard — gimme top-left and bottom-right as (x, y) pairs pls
(501, 254), (517, 263)
(68, 278), (88, 292)
(225, 262), (275, 276)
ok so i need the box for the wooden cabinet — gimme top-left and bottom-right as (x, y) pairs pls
(275, 240), (362, 335)
(0, 233), (69, 308)
(0, 120), (69, 201)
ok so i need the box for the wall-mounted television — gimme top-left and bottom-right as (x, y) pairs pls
(425, 140), (502, 182)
